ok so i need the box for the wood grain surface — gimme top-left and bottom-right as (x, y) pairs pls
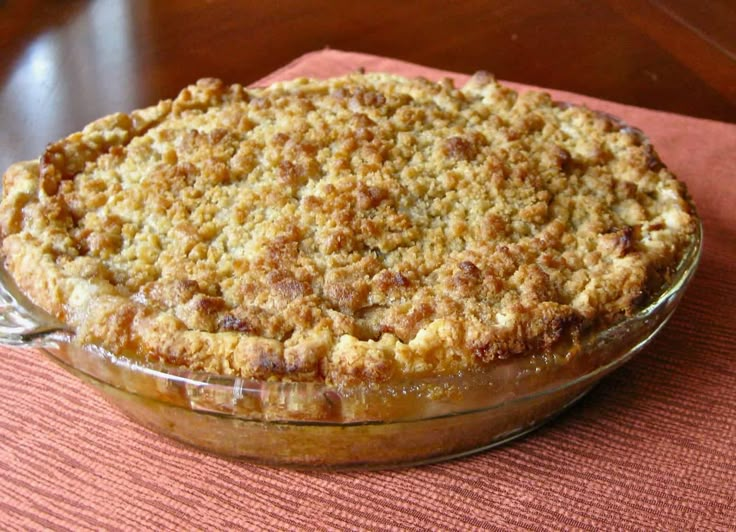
(1, 0), (735, 171)
(1, 3), (735, 527)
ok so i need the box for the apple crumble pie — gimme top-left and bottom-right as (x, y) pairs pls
(0, 73), (697, 385)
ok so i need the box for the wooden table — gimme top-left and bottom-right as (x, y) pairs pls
(1, 0), (734, 172)
(1, 2), (736, 530)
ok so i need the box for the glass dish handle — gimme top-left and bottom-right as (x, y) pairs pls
(0, 267), (66, 347)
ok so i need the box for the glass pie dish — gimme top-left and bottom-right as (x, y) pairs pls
(0, 220), (701, 469)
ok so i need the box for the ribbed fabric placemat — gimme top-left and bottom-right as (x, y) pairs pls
(1, 50), (734, 530)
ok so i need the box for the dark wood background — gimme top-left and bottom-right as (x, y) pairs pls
(1, 0), (734, 171)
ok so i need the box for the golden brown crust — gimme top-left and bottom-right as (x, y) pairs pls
(0, 74), (697, 385)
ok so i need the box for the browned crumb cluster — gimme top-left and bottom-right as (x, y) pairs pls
(0, 73), (697, 385)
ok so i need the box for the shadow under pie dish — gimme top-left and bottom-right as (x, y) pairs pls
(0, 73), (701, 468)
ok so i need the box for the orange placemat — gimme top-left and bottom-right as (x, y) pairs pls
(1, 50), (735, 530)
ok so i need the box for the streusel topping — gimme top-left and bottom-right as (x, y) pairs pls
(0, 73), (696, 384)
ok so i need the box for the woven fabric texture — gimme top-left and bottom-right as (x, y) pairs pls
(1, 50), (734, 530)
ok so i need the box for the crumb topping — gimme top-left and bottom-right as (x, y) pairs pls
(0, 73), (697, 384)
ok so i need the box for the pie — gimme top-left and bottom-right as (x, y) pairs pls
(0, 72), (698, 387)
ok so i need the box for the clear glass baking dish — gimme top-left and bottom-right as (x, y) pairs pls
(0, 220), (701, 469)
